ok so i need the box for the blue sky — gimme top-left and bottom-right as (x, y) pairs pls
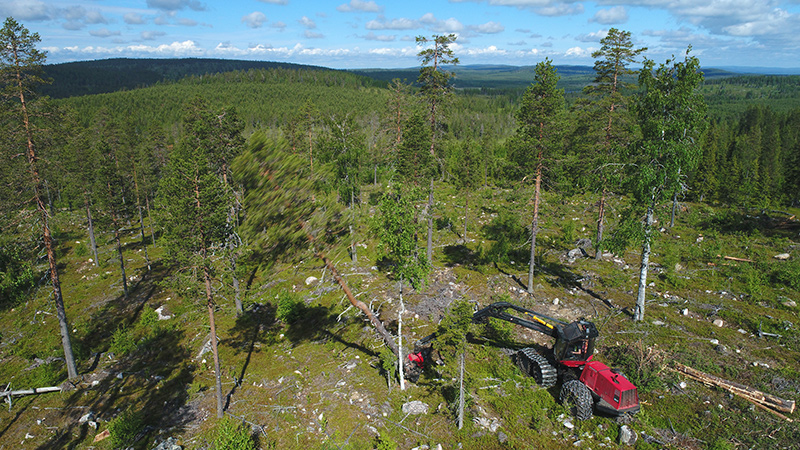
(3, 0), (800, 69)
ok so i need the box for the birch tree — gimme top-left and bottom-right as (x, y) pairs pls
(629, 49), (707, 321)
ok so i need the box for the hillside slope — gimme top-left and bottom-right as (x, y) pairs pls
(1, 184), (797, 449)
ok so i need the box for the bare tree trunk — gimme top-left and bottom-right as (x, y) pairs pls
(527, 158), (542, 294)
(350, 191), (357, 264)
(85, 197), (99, 266)
(146, 194), (155, 247)
(427, 178), (434, 264)
(457, 350), (465, 429)
(15, 62), (78, 379)
(670, 190), (677, 228)
(463, 193), (468, 244)
(314, 246), (398, 355)
(595, 191), (606, 260)
(47, 219), (78, 379)
(634, 205), (654, 321)
(205, 265), (224, 419)
(111, 210), (128, 299)
(132, 165), (150, 271)
(398, 284), (405, 391)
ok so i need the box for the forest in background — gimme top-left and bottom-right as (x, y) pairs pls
(2, 19), (800, 450)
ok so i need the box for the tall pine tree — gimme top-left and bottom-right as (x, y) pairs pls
(0, 18), (78, 379)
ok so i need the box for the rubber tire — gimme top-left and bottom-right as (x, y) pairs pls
(516, 348), (557, 388)
(560, 379), (594, 420)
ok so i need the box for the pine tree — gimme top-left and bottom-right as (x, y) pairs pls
(586, 29), (646, 257)
(514, 59), (565, 294)
(0, 17), (78, 379)
(157, 101), (235, 419)
(416, 34), (458, 264)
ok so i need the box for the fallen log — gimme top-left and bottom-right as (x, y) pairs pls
(1, 386), (62, 398)
(674, 363), (795, 421)
(721, 255), (755, 263)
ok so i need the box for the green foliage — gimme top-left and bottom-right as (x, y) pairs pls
(20, 361), (65, 387)
(480, 208), (527, 264)
(511, 58), (565, 179)
(603, 341), (666, 392)
(378, 347), (398, 385)
(373, 434), (398, 450)
(213, 418), (256, 450)
(109, 326), (137, 356)
(107, 409), (145, 449)
(235, 133), (343, 264)
(0, 245), (35, 307)
(73, 242), (88, 257)
(437, 299), (473, 355)
(375, 185), (430, 289)
(772, 258), (800, 291)
(275, 290), (303, 323)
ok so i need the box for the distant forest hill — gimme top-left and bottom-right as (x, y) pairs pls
(41, 58), (336, 98)
(43, 57), (746, 99)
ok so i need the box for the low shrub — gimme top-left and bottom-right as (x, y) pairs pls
(107, 409), (144, 449)
(213, 417), (256, 450)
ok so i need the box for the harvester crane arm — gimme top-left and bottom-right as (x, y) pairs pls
(472, 302), (565, 339)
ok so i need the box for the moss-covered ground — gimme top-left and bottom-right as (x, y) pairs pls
(1, 184), (798, 449)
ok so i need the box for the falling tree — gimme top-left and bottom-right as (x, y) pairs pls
(513, 59), (565, 294)
(629, 48), (707, 321)
(0, 17), (78, 379)
(234, 133), (399, 355)
(416, 34), (459, 264)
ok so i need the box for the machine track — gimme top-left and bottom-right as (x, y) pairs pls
(516, 348), (557, 387)
(560, 379), (594, 420)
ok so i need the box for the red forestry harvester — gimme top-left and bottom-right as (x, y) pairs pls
(406, 301), (640, 420)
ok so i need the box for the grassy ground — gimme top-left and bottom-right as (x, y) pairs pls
(0, 184), (798, 449)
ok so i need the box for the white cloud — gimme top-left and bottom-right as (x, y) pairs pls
(304, 30), (325, 39)
(537, 3), (583, 17)
(178, 18), (198, 26)
(591, 6), (628, 25)
(242, 12), (267, 29)
(337, 0), (383, 13)
(366, 17), (416, 30)
(363, 32), (395, 41)
(420, 13), (464, 33)
(576, 30), (608, 43)
(463, 45), (507, 57)
(271, 21), (287, 30)
(565, 46), (592, 58)
(146, 0), (206, 12)
(141, 30), (167, 40)
(257, 0), (288, 4)
(473, 21), (504, 34)
(0, 0), (52, 21)
(89, 28), (121, 38)
(299, 16), (317, 29)
(85, 11), (109, 25)
(124, 13), (146, 25)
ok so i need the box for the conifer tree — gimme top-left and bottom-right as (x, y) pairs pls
(514, 59), (565, 294)
(416, 34), (458, 264)
(586, 29), (646, 257)
(157, 101), (234, 419)
(0, 17), (78, 378)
